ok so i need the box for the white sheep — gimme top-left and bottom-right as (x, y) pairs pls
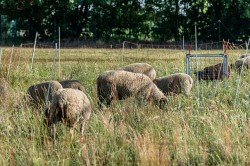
(59, 80), (85, 92)
(96, 70), (167, 109)
(27, 80), (63, 105)
(153, 73), (193, 96)
(46, 88), (91, 137)
(117, 63), (156, 80)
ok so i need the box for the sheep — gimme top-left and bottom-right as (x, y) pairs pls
(45, 88), (91, 138)
(235, 56), (250, 70)
(239, 54), (249, 59)
(96, 70), (167, 109)
(194, 63), (231, 80)
(0, 77), (8, 98)
(59, 80), (85, 92)
(117, 63), (156, 80)
(153, 73), (193, 96)
(27, 80), (63, 105)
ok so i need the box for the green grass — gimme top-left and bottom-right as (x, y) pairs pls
(0, 47), (249, 165)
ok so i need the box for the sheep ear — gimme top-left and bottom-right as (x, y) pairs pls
(159, 98), (167, 109)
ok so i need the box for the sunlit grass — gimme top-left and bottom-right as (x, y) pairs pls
(0, 47), (249, 165)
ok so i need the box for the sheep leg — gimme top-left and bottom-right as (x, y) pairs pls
(80, 120), (86, 143)
(53, 124), (56, 143)
(106, 99), (112, 107)
(69, 126), (75, 138)
(98, 97), (112, 108)
(97, 97), (104, 108)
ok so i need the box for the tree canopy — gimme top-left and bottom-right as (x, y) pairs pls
(0, 0), (249, 44)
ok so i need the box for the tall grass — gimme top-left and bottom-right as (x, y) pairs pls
(0, 47), (249, 165)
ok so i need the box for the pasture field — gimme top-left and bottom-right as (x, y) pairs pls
(0, 47), (250, 165)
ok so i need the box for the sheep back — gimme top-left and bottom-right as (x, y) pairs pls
(235, 56), (250, 70)
(27, 80), (63, 105)
(118, 63), (156, 80)
(194, 63), (230, 80)
(239, 54), (249, 59)
(59, 80), (85, 92)
(97, 70), (166, 109)
(47, 88), (91, 129)
(153, 73), (193, 96)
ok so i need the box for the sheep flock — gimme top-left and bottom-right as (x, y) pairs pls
(3, 58), (245, 140)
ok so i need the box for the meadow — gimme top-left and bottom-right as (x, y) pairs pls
(0, 46), (249, 165)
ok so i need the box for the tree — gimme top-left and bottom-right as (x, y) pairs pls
(149, 0), (181, 42)
(0, 0), (249, 43)
(2, 0), (45, 39)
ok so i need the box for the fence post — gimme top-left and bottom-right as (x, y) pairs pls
(186, 54), (190, 75)
(30, 32), (38, 69)
(223, 54), (228, 78)
(7, 45), (14, 80)
(121, 41), (125, 65)
(58, 26), (61, 81)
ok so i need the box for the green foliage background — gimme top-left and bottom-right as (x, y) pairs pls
(0, 0), (249, 43)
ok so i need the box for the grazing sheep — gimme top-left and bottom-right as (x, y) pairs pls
(153, 73), (193, 96)
(59, 80), (85, 92)
(27, 80), (63, 105)
(0, 77), (8, 98)
(46, 88), (91, 137)
(235, 56), (250, 70)
(239, 54), (249, 59)
(194, 63), (231, 80)
(117, 63), (156, 80)
(97, 70), (167, 109)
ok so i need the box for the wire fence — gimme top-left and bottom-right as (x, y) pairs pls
(0, 38), (248, 110)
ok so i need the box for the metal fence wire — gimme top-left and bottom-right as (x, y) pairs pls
(185, 53), (229, 107)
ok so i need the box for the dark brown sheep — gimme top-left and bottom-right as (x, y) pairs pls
(59, 80), (85, 92)
(27, 80), (63, 105)
(194, 63), (230, 80)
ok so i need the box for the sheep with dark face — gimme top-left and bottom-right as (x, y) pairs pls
(194, 63), (230, 80)
(153, 73), (193, 96)
(27, 80), (63, 105)
(59, 80), (85, 92)
(117, 63), (156, 80)
(97, 70), (167, 109)
(235, 56), (250, 70)
(239, 54), (249, 59)
(46, 88), (91, 137)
